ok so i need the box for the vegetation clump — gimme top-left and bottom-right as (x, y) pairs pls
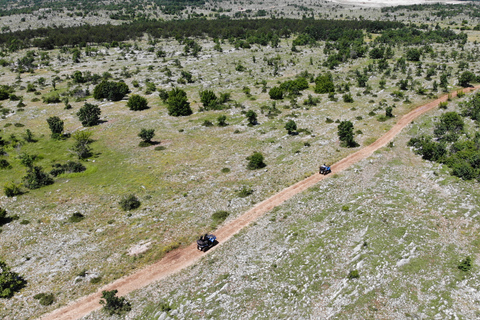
(33, 292), (55, 306)
(50, 161), (86, 177)
(119, 194), (141, 211)
(77, 103), (101, 127)
(93, 81), (129, 101)
(247, 152), (266, 170)
(127, 94), (148, 111)
(100, 289), (131, 316)
(0, 260), (27, 298)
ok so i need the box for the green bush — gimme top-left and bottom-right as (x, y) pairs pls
(34, 292), (54, 305)
(50, 161), (86, 177)
(42, 93), (61, 104)
(348, 270), (359, 279)
(46, 116), (64, 139)
(93, 81), (129, 101)
(119, 194), (141, 211)
(458, 256), (473, 272)
(0, 159), (11, 169)
(68, 212), (85, 223)
(127, 94), (148, 111)
(211, 210), (230, 226)
(138, 128), (155, 143)
(0, 260), (27, 298)
(246, 152), (266, 170)
(4, 182), (22, 197)
(23, 166), (54, 190)
(237, 186), (254, 198)
(221, 167), (230, 173)
(269, 86), (284, 100)
(100, 289), (131, 316)
(90, 276), (102, 284)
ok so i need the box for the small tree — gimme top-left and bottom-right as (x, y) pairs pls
(338, 120), (357, 147)
(46, 116), (64, 139)
(285, 120), (297, 135)
(245, 110), (257, 125)
(0, 260), (27, 298)
(77, 103), (101, 127)
(167, 88), (192, 116)
(247, 152), (266, 170)
(458, 71), (475, 87)
(100, 290), (131, 316)
(71, 131), (93, 159)
(138, 128), (155, 145)
(385, 106), (393, 118)
(93, 81), (129, 101)
(127, 94), (148, 111)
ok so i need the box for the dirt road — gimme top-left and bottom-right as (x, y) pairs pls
(40, 86), (479, 320)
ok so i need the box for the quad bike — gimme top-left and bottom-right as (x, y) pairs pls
(319, 164), (331, 175)
(196, 234), (217, 252)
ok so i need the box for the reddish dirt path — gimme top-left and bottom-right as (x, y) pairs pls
(40, 86), (479, 320)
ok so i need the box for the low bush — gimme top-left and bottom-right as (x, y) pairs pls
(50, 161), (86, 177)
(458, 256), (473, 272)
(237, 186), (254, 198)
(211, 210), (230, 227)
(4, 182), (22, 197)
(68, 212), (85, 223)
(100, 289), (131, 316)
(119, 194), (141, 211)
(246, 152), (266, 170)
(34, 293), (55, 306)
(348, 270), (359, 279)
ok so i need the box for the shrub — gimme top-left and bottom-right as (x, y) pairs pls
(0, 159), (11, 169)
(154, 146), (166, 151)
(34, 292), (54, 305)
(200, 90), (219, 110)
(90, 276), (102, 284)
(166, 88), (192, 116)
(338, 120), (358, 147)
(343, 93), (354, 103)
(127, 94), (148, 111)
(458, 256), (473, 272)
(100, 289), (131, 316)
(202, 120), (213, 127)
(217, 115), (227, 127)
(221, 167), (230, 173)
(269, 86), (284, 100)
(211, 210), (230, 226)
(348, 270), (359, 279)
(314, 73), (335, 94)
(458, 71), (475, 87)
(247, 152), (266, 170)
(77, 103), (101, 126)
(119, 194), (141, 211)
(4, 182), (22, 197)
(0, 260), (27, 298)
(68, 212), (85, 223)
(42, 93), (61, 104)
(23, 166), (54, 190)
(93, 81), (129, 101)
(237, 186), (254, 198)
(50, 161), (86, 177)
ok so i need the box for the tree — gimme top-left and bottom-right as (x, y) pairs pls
(46, 116), (64, 139)
(338, 120), (357, 147)
(269, 86), (284, 100)
(93, 81), (129, 101)
(127, 94), (148, 111)
(285, 120), (297, 135)
(459, 71), (475, 87)
(0, 260), (27, 298)
(434, 111), (464, 139)
(77, 103), (101, 126)
(71, 131), (93, 159)
(138, 129), (155, 143)
(314, 73), (335, 94)
(386, 106), (393, 118)
(440, 73), (449, 91)
(245, 110), (257, 125)
(406, 48), (421, 61)
(100, 290), (131, 316)
(247, 152), (266, 170)
(166, 88), (192, 116)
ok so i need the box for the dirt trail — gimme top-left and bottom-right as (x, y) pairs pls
(40, 86), (479, 320)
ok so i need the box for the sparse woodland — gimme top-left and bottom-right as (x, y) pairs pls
(1, 0), (480, 319)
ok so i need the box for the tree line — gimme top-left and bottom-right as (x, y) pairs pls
(0, 18), (405, 51)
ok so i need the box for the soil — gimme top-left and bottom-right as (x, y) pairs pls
(39, 85), (480, 320)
